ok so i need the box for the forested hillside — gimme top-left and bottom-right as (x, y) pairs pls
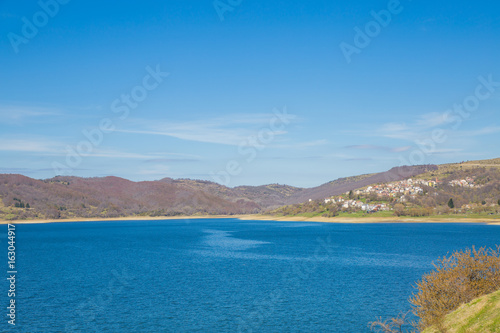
(0, 159), (497, 221)
(0, 175), (302, 220)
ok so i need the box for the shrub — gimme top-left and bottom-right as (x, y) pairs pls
(394, 203), (406, 217)
(410, 246), (500, 331)
(369, 311), (414, 333)
(447, 198), (454, 209)
(370, 245), (500, 332)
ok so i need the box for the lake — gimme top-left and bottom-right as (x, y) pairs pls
(3, 219), (500, 332)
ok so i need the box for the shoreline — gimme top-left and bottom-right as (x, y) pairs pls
(238, 215), (500, 225)
(1, 214), (499, 225)
(0, 215), (239, 225)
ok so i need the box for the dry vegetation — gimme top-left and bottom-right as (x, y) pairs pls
(370, 246), (500, 333)
(0, 175), (268, 220)
(411, 246), (500, 331)
(418, 158), (500, 180)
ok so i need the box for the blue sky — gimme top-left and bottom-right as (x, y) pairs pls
(0, 0), (499, 187)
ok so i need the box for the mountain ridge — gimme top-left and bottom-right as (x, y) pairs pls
(1, 158), (498, 221)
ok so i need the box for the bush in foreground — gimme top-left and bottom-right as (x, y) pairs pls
(370, 245), (500, 332)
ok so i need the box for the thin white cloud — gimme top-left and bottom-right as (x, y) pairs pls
(380, 122), (410, 132)
(376, 111), (500, 142)
(415, 112), (452, 127)
(77, 149), (161, 160)
(345, 144), (412, 153)
(46, 148), (197, 161)
(345, 111), (497, 163)
(378, 122), (416, 140)
(374, 111), (463, 141)
(272, 139), (329, 149)
(425, 148), (464, 155)
(296, 139), (329, 148)
(115, 128), (250, 146)
(463, 126), (500, 136)
(392, 146), (412, 152)
(79, 149), (200, 160)
(0, 139), (63, 153)
(116, 113), (296, 146)
(0, 138), (198, 162)
(0, 105), (62, 123)
(137, 164), (171, 176)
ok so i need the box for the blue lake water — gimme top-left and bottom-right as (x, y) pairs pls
(2, 219), (500, 332)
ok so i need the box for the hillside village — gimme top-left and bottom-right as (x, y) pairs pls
(319, 177), (483, 213)
(1, 159), (499, 221)
(279, 165), (500, 218)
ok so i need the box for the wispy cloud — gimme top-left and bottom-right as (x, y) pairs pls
(51, 148), (198, 161)
(115, 128), (251, 146)
(0, 167), (41, 173)
(345, 144), (412, 153)
(463, 126), (500, 136)
(143, 156), (201, 163)
(343, 111), (492, 163)
(0, 138), (63, 153)
(376, 122), (418, 140)
(137, 164), (171, 176)
(424, 148), (464, 155)
(344, 157), (373, 161)
(0, 167), (88, 174)
(0, 138), (199, 162)
(415, 112), (452, 127)
(295, 139), (329, 148)
(374, 111), (500, 143)
(272, 139), (329, 149)
(74, 149), (163, 160)
(115, 113), (296, 146)
(0, 105), (62, 124)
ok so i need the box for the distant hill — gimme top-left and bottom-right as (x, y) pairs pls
(0, 174), (305, 220)
(285, 165), (438, 204)
(417, 157), (500, 179)
(2, 159), (499, 221)
(422, 289), (500, 333)
(270, 157), (500, 218)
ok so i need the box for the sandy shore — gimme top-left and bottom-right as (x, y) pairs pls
(238, 215), (500, 225)
(0, 215), (243, 225)
(1, 214), (499, 225)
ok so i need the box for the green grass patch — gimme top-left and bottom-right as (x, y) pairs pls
(423, 290), (500, 333)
